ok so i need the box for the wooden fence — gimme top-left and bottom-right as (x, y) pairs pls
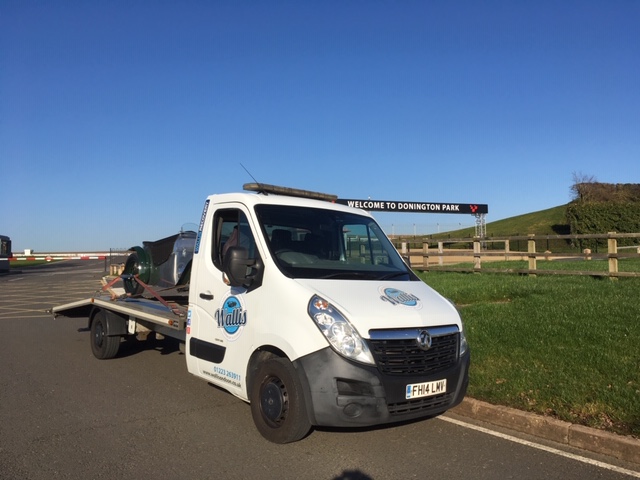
(398, 233), (640, 279)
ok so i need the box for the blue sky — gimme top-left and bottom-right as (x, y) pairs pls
(2, 1), (638, 252)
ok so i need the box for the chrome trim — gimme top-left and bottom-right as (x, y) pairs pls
(368, 325), (459, 340)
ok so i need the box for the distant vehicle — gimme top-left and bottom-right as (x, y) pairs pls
(0, 235), (11, 273)
(52, 184), (469, 443)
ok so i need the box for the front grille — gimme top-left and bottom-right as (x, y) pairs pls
(368, 330), (459, 376)
(387, 392), (454, 416)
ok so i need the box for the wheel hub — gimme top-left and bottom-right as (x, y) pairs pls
(94, 322), (104, 347)
(261, 379), (286, 424)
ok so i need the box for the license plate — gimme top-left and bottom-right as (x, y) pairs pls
(405, 379), (447, 399)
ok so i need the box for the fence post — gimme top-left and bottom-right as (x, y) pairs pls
(608, 232), (618, 281)
(473, 237), (481, 270)
(528, 234), (537, 277)
(504, 239), (510, 261)
(438, 241), (444, 266)
(422, 242), (429, 269)
(401, 242), (408, 266)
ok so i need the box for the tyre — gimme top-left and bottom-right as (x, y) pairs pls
(250, 357), (311, 444)
(90, 310), (121, 359)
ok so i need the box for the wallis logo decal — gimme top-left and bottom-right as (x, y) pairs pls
(379, 287), (422, 309)
(214, 295), (247, 340)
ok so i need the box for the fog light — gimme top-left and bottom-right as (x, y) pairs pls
(336, 378), (374, 396)
(343, 403), (363, 418)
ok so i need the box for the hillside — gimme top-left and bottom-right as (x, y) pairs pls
(430, 204), (570, 239)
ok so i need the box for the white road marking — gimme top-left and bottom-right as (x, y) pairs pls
(439, 416), (640, 478)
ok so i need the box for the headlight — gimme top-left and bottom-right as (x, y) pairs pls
(459, 322), (469, 357)
(445, 297), (468, 358)
(308, 295), (375, 365)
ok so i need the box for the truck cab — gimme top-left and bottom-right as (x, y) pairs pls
(186, 184), (469, 443)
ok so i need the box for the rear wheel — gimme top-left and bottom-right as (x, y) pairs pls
(90, 310), (120, 359)
(250, 357), (311, 443)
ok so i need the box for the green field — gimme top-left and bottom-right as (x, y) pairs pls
(9, 259), (62, 267)
(396, 204), (592, 253)
(443, 257), (640, 274)
(419, 270), (640, 437)
(432, 204), (571, 239)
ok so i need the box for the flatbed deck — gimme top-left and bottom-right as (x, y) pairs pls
(52, 294), (188, 341)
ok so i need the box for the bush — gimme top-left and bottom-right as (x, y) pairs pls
(566, 202), (640, 248)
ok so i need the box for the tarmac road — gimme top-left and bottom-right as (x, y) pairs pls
(1, 260), (638, 480)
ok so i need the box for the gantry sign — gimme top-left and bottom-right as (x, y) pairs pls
(336, 198), (488, 215)
(335, 198), (489, 236)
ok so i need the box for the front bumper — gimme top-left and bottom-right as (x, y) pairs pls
(294, 346), (469, 428)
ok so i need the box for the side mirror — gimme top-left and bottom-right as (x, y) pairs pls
(223, 246), (257, 288)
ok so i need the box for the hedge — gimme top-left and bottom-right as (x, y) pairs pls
(566, 202), (640, 248)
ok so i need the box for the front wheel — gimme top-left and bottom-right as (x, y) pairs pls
(90, 310), (120, 359)
(250, 357), (311, 443)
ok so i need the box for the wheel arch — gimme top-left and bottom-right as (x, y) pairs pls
(246, 346), (317, 426)
(88, 307), (128, 336)
(246, 346), (285, 397)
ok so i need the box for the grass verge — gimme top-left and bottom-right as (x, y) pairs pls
(9, 259), (63, 267)
(418, 270), (640, 438)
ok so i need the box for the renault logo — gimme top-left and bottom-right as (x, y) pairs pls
(416, 330), (432, 350)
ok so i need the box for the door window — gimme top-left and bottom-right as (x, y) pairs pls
(212, 209), (257, 270)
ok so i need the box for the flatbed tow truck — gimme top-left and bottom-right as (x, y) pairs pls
(53, 184), (469, 443)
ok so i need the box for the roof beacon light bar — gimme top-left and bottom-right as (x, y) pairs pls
(243, 183), (338, 203)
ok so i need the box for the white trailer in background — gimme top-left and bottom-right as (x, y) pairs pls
(0, 235), (11, 273)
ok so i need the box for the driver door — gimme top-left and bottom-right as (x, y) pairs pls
(187, 205), (261, 399)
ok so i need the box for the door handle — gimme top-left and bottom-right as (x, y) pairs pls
(199, 292), (214, 300)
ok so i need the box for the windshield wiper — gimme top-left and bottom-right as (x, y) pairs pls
(379, 271), (410, 280)
(319, 272), (377, 280)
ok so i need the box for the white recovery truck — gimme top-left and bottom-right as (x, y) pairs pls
(53, 183), (469, 443)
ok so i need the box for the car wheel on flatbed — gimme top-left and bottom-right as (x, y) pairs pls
(250, 357), (311, 444)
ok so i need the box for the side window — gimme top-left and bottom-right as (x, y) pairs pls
(212, 209), (257, 270)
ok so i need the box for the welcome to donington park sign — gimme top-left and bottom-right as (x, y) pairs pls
(336, 199), (488, 215)
(335, 198), (489, 236)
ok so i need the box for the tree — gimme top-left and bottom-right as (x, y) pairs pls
(570, 172), (597, 202)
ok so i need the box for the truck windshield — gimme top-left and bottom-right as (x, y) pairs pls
(254, 205), (417, 281)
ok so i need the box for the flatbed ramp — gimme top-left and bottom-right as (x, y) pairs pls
(52, 295), (187, 340)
